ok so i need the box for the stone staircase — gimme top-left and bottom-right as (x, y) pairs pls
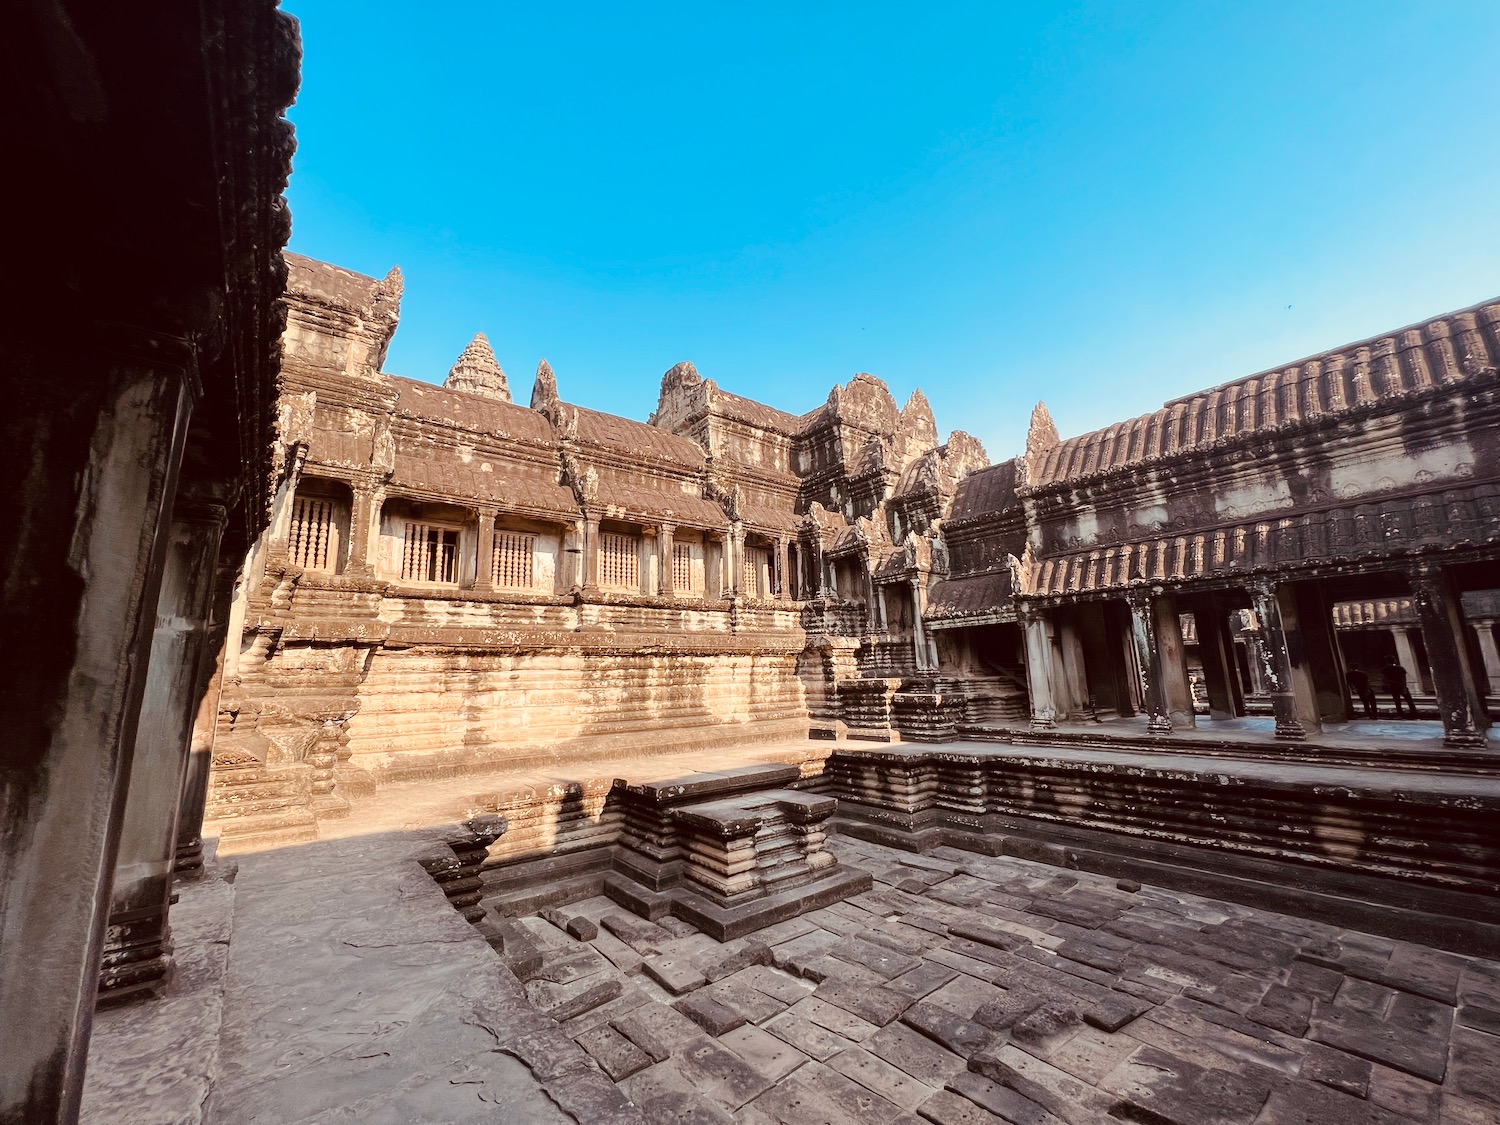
(205, 742), (317, 853)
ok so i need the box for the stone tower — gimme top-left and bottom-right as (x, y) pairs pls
(444, 332), (511, 402)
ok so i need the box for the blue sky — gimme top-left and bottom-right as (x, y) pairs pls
(285, 2), (1500, 459)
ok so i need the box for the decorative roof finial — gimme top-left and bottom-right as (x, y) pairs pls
(444, 332), (511, 402)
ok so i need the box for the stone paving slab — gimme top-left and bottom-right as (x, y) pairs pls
(499, 835), (1500, 1123)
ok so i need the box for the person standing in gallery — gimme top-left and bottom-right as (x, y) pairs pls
(1345, 667), (1377, 718)
(1380, 659), (1416, 718)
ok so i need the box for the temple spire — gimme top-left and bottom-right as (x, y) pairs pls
(444, 332), (511, 402)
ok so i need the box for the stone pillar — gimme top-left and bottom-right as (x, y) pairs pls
(345, 481), (383, 576)
(1409, 563), (1490, 746)
(1020, 605), (1060, 731)
(1475, 624), (1500, 696)
(1126, 589), (1173, 733)
(1056, 616), (1091, 720)
(1249, 580), (1309, 740)
(641, 524), (658, 596)
(561, 520), (584, 592)
(265, 443), (307, 552)
(99, 498), (229, 1002)
(174, 631), (227, 878)
(728, 524), (746, 597)
(0, 357), (193, 1122)
(1153, 595), (1196, 729)
(1391, 628), (1423, 692)
(1196, 600), (1243, 721)
(910, 578), (933, 672)
(1293, 583), (1349, 722)
(660, 522), (676, 597)
(473, 506), (496, 591)
(583, 513), (601, 590)
(775, 537), (789, 600)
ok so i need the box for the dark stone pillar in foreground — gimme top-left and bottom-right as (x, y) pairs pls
(1410, 562), (1490, 747)
(1126, 588), (1173, 733)
(1250, 579), (1307, 740)
(0, 352), (194, 1123)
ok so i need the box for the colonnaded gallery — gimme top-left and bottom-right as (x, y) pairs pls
(3, 4), (1498, 1125)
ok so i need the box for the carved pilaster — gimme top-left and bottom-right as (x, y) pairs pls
(346, 482), (384, 577)
(1409, 562), (1489, 747)
(1125, 588), (1174, 734)
(1248, 579), (1306, 741)
(473, 505), (497, 591)
(1018, 603), (1059, 732)
(660, 522), (676, 597)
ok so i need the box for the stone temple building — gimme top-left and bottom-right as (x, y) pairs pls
(3, 3), (1500, 1123)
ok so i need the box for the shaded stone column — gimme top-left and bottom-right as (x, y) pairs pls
(1409, 563), (1490, 746)
(100, 497), (230, 1002)
(775, 536), (789, 599)
(1249, 579), (1308, 740)
(472, 505), (496, 592)
(1056, 616), (1092, 720)
(1126, 589), (1173, 733)
(174, 635), (227, 877)
(561, 520), (584, 592)
(659, 522), (676, 596)
(0, 356), (194, 1121)
(1475, 624), (1500, 695)
(1391, 628), (1424, 692)
(1195, 599), (1244, 720)
(1153, 595), (1196, 729)
(1292, 582), (1349, 722)
(1019, 604), (1060, 731)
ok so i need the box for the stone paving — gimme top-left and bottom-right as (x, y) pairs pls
(504, 835), (1500, 1125)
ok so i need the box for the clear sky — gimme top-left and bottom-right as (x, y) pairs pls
(285, 2), (1500, 460)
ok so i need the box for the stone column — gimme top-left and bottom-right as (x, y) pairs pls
(583, 513), (601, 590)
(1475, 623), (1500, 696)
(345, 481), (383, 576)
(1391, 628), (1424, 692)
(659, 522), (676, 597)
(1056, 616), (1091, 720)
(910, 578), (931, 671)
(174, 631), (227, 877)
(1292, 582), (1349, 722)
(1153, 595), (1196, 729)
(1409, 563), (1489, 746)
(641, 524), (658, 596)
(1126, 589), (1173, 733)
(99, 496), (229, 1002)
(561, 520), (584, 592)
(725, 524), (744, 596)
(775, 537), (789, 600)
(473, 505), (496, 592)
(1195, 599), (1243, 721)
(704, 532), (724, 599)
(1249, 580), (1309, 740)
(0, 357), (194, 1122)
(1020, 604), (1060, 731)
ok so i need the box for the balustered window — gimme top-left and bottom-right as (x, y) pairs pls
(491, 531), (536, 589)
(601, 531), (641, 590)
(401, 522), (460, 584)
(672, 542), (702, 593)
(288, 495), (338, 571)
(742, 545), (771, 598)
